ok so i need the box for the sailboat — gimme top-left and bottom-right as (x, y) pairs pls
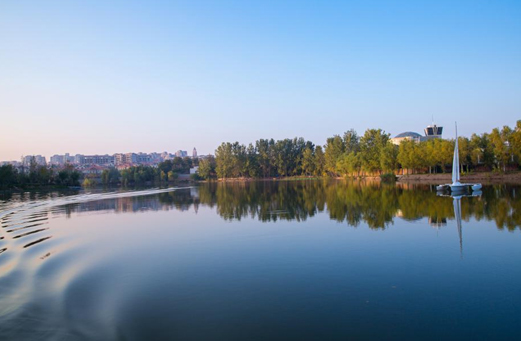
(437, 123), (482, 193)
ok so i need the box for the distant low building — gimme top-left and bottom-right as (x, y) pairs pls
(115, 153), (137, 165)
(116, 164), (133, 171)
(136, 153), (152, 164)
(22, 155), (47, 166)
(391, 123), (443, 145)
(50, 154), (64, 165)
(175, 150), (188, 157)
(82, 154), (114, 166)
(74, 154), (84, 164)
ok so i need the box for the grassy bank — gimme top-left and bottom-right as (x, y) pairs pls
(397, 171), (521, 184)
(203, 171), (521, 185)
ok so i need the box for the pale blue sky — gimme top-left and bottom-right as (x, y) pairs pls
(1, 0), (520, 160)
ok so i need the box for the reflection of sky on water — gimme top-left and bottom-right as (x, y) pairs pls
(1, 182), (521, 339)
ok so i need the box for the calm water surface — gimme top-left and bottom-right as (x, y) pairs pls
(0, 181), (520, 340)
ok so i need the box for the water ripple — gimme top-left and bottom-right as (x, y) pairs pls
(0, 187), (183, 339)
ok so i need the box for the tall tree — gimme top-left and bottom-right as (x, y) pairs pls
(490, 127), (509, 171)
(245, 143), (259, 178)
(325, 135), (345, 175)
(380, 143), (398, 173)
(198, 156), (216, 179)
(215, 142), (234, 179)
(301, 147), (315, 176)
(314, 146), (326, 176)
(343, 129), (360, 154)
(359, 129), (389, 174)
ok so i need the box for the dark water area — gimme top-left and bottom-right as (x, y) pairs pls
(0, 181), (520, 340)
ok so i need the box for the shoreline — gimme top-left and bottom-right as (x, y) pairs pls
(205, 171), (521, 184)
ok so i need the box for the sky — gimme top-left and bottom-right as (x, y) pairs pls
(1, 0), (520, 160)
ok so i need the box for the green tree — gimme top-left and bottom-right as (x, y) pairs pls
(343, 129), (360, 154)
(245, 143), (259, 178)
(301, 147), (315, 176)
(167, 171), (177, 181)
(359, 129), (390, 174)
(215, 142), (234, 179)
(0, 165), (17, 188)
(336, 152), (360, 177)
(397, 140), (417, 174)
(198, 156), (216, 179)
(313, 145), (326, 176)
(380, 142), (398, 173)
(490, 127), (510, 171)
(101, 167), (120, 185)
(458, 137), (471, 173)
(324, 135), (345, 175)
(231, 142), (247, 177)
(510, 120), (521, 165)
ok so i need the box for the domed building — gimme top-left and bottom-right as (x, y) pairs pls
(391, 132), (423, 145)
(391, 124), (443, 145)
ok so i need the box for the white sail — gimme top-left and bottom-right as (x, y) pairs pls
(452, 123), (460, 185)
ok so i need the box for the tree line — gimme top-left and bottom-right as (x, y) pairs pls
(198, 121), (521, 179)
(96, 157), (196, 186)
(0, 159), (81, 189)
(0, 156), (196, 189)
(2, 122), (520, 188)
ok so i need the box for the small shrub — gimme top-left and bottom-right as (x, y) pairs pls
(380, 173), (396, 183)
(82, 178), (97, 187)
(190, 173), (203, 181)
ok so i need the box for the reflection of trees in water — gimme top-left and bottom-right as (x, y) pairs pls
(197, 181), (521, 230)
(40, 182), (521, 230)
(198, 181), (325, 222)
(477, 186), (521, 230)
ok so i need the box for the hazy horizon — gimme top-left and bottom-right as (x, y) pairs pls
(1, 0), (520, 160)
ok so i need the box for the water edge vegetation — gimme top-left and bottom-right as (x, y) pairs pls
(1, 121), (520, 189)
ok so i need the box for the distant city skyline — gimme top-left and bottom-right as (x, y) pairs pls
(1, 1), (520, 160)
(0, 149), (198, 163)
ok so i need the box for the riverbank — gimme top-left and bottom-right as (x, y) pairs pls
(202, 172), (521, 184)
(397, 172), (521, 184)
(205, 176), (324, 183)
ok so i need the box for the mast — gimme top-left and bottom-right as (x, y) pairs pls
(452, 122), (460, 185)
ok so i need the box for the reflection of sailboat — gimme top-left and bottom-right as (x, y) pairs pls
(437, 190), (481, 255)
(437, 123), (482, 193)
(453, 195), (463, 254)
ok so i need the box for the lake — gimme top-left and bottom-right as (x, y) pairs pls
(0, 180), (520, 340)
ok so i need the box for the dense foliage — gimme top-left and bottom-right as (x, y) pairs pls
(0, 156), (195, 189)
(117, 157), (193, 186)
(213, 138), (318, 179)
(206, 121), (521, 179)
(0, 161), (80, 189)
